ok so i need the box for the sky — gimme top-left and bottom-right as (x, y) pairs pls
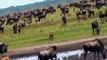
(0, 0), (45, 9)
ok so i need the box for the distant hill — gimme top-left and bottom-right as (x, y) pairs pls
(0, 0), (80, 15)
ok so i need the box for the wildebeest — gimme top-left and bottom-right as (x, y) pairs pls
(62, 15), (67, 25)
(0, 42), (8, 54)
(37, 9), (47, 22)
(48, 6), (56, 14)
(13, 23), (21, 34)
(87, 7), (95, 17)
(76, 11), (86, 22)
(83, 38), (106, 60)
(11, 13), (20, 23)
(0, 16), (5, 33)
(59, 6), (69, 16)
(91, 20), (100, 35)
(0, 26), (4, 33)
(38, 46), (57, 60)
(5, 14), (12, 25)
(22, 11), (32, 25)
(99, 11), (107, 23)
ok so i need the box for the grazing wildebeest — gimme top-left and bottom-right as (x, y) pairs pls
(11, 13), (20, 23)
(99, 11), (106, 23)
(23, 11), (32, 25)
(83, 38), (106, 60)
(48, 6), (56, 14)
(5, 14), (13, 25)
(82, 9), (87, 17)
(31, 9), (39, 19)
(69, 3), (74, 8)
(0, 42), (8, 54)
(87, 7), (95, 17)
(13, 23), (21, 34)
(91, 20), (100, 35)
(99, 11), (107, 23)
(60, 6), (69, 16)
(62, 15), (67, 25)
(95, 0), (105, 9)
(0, 16), (5, 33)
(76, 11), (86, 22)
(37, 9), (47, 22)
(38, 46), (57, 60)
(0, 25), (4, 33)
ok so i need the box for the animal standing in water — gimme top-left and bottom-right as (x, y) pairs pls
(83, 38), (106, 60)
(38, 46), (57, 60)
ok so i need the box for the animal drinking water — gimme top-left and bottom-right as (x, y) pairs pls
(83, 38), (106, 60)
(38, 46), (57, 60)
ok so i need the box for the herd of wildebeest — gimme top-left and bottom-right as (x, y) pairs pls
(0, 0), (107, 60)
(0, 0), (106, 35)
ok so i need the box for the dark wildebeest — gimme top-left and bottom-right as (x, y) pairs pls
(83, 38), (106, 60)
(31, 9), (40, 19)
(0, 16), (5, 33)
(87, 8), (95, 17)
(95, 0), (106, 9)
(5, 14), (13, 25)
(0, 25), (4, 33)
(69, 3), (74, 8)
(99, 11), (106, 23)
(91, 20), (100, 35)
(37, 9), (47, 22)
(38, 46), (57, 60)
(0, 42), (8, 54)
(13, 23), (21, 34)
(48, 6), (56, 14)
(99, 11), (107, 23)
(23, 11), (32, 25)
(60, 6), (69, 16)
(11, 13), (20, 23)
(62, 15), (67, 25)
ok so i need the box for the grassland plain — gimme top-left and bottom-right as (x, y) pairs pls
(0, 6), (107, 50)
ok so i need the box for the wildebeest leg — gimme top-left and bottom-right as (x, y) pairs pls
(101, 51), (106, 59)
(96, 28), (100, 35)
(97, 52), (100, 60)
(94, 52), (96, 60)
(84, 51), (87, 60)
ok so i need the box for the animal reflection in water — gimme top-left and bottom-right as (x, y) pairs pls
(83, 38), (106, 60)
(38, 46), (57, 60)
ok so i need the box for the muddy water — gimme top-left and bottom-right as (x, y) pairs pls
(11, 49), (84, 60)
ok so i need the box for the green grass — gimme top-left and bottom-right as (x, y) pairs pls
(0, 6), (107, 50)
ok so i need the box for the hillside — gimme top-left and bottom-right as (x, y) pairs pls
(0, 0), (80, 15)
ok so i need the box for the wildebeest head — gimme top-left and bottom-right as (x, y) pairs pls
(51, 46), (57, 51)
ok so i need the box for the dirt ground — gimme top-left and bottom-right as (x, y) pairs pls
(2, 35), (107, 59)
